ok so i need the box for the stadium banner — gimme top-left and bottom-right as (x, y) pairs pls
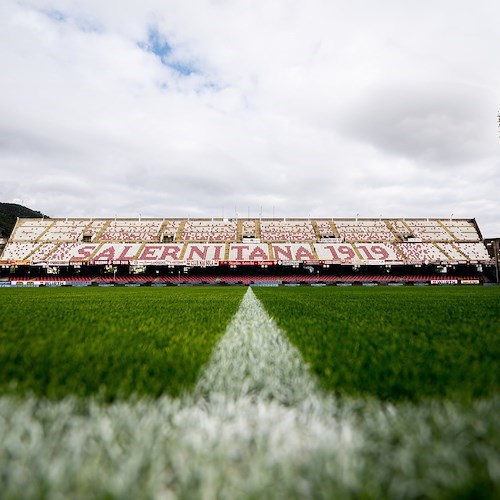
(320, 259), (354, 265)
(221, 260), (276, 266)
(10, 280), (67, 287)
(364, 260), (401, 266)
(12, 281), (38, 287)
(133, 259), (176, 266)
(185, 259), (219, 267)
(430, 280), (458, 285)
(318, 237), (343, 243)
(130, 259), (215, 266)
(0, 281), (12, 287)
(460, 279), (480, 285)
(133, 260), (155, 266)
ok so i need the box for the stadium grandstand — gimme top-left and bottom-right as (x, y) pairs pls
(0, 217), (497, 286)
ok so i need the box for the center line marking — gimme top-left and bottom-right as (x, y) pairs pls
(195, 287), (320, 405)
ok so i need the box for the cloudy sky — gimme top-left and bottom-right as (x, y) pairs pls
(1, 0), (499, 237)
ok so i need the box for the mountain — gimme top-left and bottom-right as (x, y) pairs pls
(0, 203), (49, 239)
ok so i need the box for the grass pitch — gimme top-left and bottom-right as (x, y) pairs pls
(0, 285), (499, 499)
(254, 286), (500, 401)
(0, 287), (245, 399)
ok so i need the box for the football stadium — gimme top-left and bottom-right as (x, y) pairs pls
(0, 216), (497, 285)
(0, 214), (499, 498)
(2, 0), (499, 496)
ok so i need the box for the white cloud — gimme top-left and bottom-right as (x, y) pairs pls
(0, 0), (499, 236)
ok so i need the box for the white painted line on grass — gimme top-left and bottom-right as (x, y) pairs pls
(194, 287), (320, 405)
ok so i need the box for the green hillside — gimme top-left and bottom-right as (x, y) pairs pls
(0, 203), (48, 238)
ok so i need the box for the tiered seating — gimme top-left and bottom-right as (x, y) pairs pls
(161, 220), (182, 239)
(181, 220), (237, 241)
(436, 243), (468, 261)
(242, 220), (257, 237)
(229, 243), (270, 261)
(270, 243), (315, 261)
(29, 243), (59, 261)
(353, 243), (401, 261)
(83, 220), (108, 238)
(316, 220), (336, 237)
(183, 244), (225, 261)
(100, 220), (162, 241)
(455, 243), (492, 262)
(48, 243), (99, 262)
(1, 217), (491, 270)
(389, 220), (413, 239)
(260, 220), (315, 241)
(1, 242), (40, 260)
(334, 220), (395, 242)
(399, 220), (454, 241)
(314, 243), (358, 261)
(10, 220), (52, 241)
(38, 219), (89, 242)
(397, 243), (448, 262)
(440, 220), (480, 241)
(93, 243), (143, 262)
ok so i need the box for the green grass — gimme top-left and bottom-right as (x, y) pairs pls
(0, 285), (499, 498)
(254, 286), (500, 401)
(0, 287), (245, 400)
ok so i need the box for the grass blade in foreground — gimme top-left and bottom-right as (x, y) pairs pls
(2, 395), (498, 499)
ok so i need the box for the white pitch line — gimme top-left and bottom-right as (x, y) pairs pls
(194, 287), (320, 405)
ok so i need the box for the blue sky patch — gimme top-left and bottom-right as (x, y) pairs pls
(141, 27), (197, 76)
(168, 61), (195, 76)
(40, 8), (102, 33)
(42, 9), (66, 22)
(144, 27), (172, 59)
